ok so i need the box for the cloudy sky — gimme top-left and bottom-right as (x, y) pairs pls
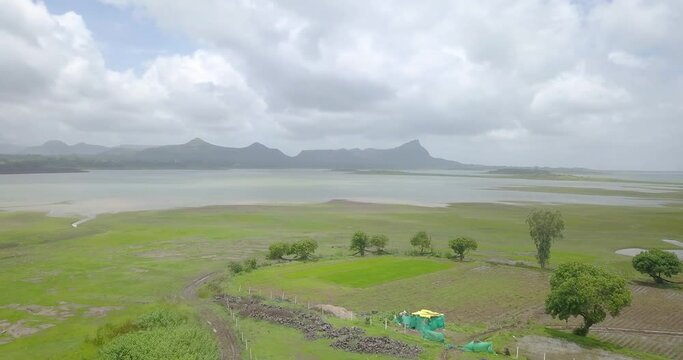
(1, 0), (681, 170)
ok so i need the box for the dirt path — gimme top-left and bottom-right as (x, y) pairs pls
(183, 272), (240, 360)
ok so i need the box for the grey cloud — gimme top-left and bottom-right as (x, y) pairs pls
(1, 0), (682, 170)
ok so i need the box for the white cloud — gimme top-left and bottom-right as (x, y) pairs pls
(608, 51), (648, 69)
(0, 0), (682, 170)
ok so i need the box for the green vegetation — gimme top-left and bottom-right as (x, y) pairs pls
(527, 209), (565, 268)
(545, 262), (632, 336)
(448, 237), (478, 261)
(502, 185), (683, 201)
(487, 167), (587, 180)
(265, 239), (318, 261)
(96, 308), (217, 360)
(350, 231), (370, 256)
(410, 231), (432, 255)
(632, 249), (682, 283)
(1, 201), (682, 359)
(370, 234), (389, 254)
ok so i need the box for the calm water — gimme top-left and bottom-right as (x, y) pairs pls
(0, 169), (681, 217)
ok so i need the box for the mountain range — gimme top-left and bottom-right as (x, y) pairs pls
(0, 139), (479, 171)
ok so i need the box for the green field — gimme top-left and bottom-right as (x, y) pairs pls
(282, 257), (452, 288)
(1, 201), (682, 359)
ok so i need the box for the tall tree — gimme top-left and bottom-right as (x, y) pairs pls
(632, 249), (681, 284)
(410, 231), (432, 255)
(526, 209), (565, 268)
(545, 262), (631, 336)
(350, 231), (369, 256)
(448, 237), (478, 261)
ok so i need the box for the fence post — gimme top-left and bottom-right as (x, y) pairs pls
(515, 346), (519, 359)
(385, 318), (388, 330)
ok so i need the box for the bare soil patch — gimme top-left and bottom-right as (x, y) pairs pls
(217, 295), (421, 358)
(84, 306), (123, 318)
(315, 304), (355, 319)
(0, 319), (55, 344)
(518, 335), (634, 360)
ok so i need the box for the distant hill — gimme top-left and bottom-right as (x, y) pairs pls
(1, 138), (482, 173)
(131, 138), (292, 168)
(22, 140), (109, 156)
(293, 140), (471, 169)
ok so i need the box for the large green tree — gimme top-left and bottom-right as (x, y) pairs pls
(526, 209), (565, 268)
(370, 234), (389, 254)
(350, 231), (369, 256)
(448, 237), (478, 261)
(410, 231), (432, 255)
(632, 249), (681, 284)
(545, 262), (631, 336)
(289, 239), (318, 260)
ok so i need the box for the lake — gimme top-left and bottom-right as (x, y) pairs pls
(1, 169), (681, 217)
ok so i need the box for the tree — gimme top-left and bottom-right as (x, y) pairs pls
(448, 237), (478, 261)
(410, 231), (432, 255)
(267, 242), (291, 260)
(526, 209), (565, 268)
(632, 249), (681, 284)
(545, 262), (631, 336)
(290, 239), (318, 260)
(370, 234), (389, 254)
(350, 231), (370, 256)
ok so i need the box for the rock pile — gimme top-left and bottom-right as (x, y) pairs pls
(216, 295), (421, 358)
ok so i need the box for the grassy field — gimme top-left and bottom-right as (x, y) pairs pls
(1, 201), (682, 359)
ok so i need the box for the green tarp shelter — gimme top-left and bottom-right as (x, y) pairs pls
(395, 309), (446, 343)
(460, 340), (495, 354)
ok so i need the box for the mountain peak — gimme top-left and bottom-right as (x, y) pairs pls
(186, 138), (210, 146)
(397, 139), (426, 150)
(246, 142), (268, 149)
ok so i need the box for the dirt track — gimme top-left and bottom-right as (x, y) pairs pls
(183, 272), (240, 360)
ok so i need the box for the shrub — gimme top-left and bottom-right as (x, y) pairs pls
(134, 309), (186, 330)
(290, 238), (318, 260)
(267, 242), (291, 260)
(228, 261), (244, 274)
(370, 234), (389, 254)
(243, 257), (258, 272)
(100, 325), (218, 360)
(410, 231), (432, 255)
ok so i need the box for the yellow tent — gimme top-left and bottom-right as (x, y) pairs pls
(411, 309), (443, 318)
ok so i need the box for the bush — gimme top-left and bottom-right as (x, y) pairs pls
(243, 258), (258, 272)
(290, 238), (318, 260)
(267, 242), (291, 260)
(88, 320), (138, 346)
(134, 309), (186, 330)
(410, 231), (432, 255)
(100, 325), (218, 360)
(370, 234), (389, 254)
(228, 261), (244, 274)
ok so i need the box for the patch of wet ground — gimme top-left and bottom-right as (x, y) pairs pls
(216, 295), (421, 358)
